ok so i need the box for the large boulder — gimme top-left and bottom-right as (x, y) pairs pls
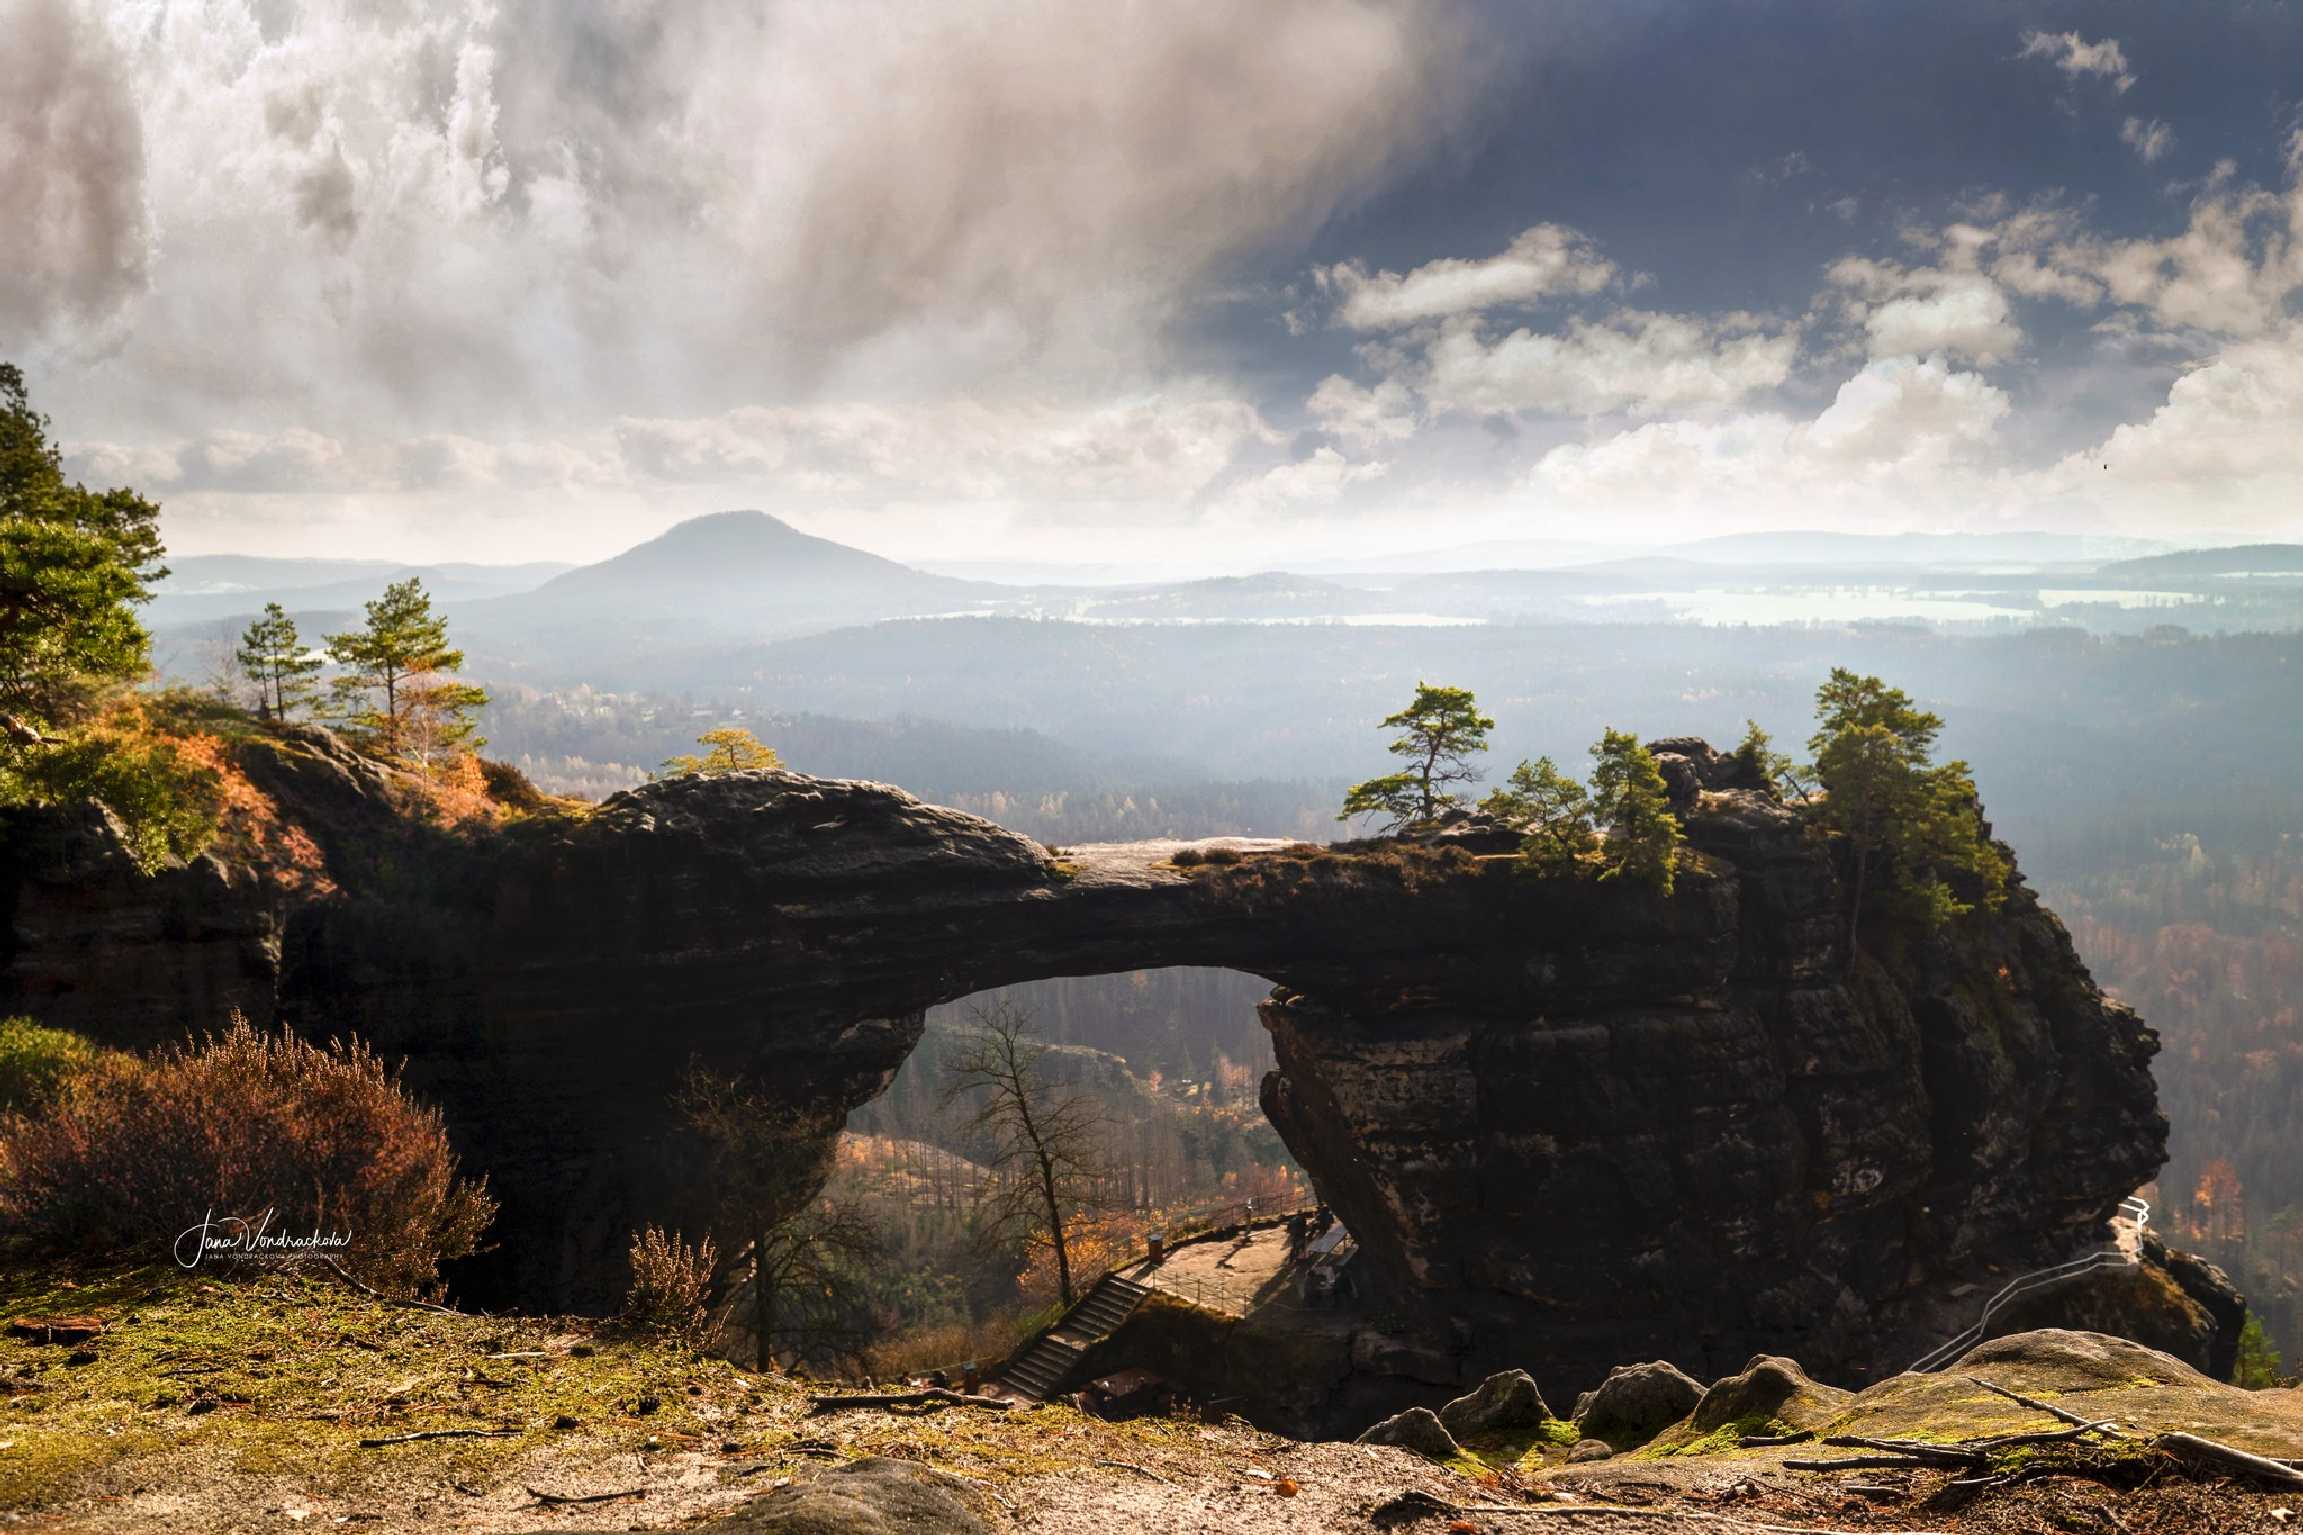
(672, 1457), (990, 1534)
(1687, 1355), (1851, 1435)
(1576, 1360), (1705, 1447)
(1438, 1368), (1551, 1439)
(1357, 1405), (1461, 1460)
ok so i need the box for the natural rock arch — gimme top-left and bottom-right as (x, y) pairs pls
(4, 732), (2167, 1389)
(408, 745), (2158, 1387)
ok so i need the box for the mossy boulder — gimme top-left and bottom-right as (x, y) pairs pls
(1687, 1354), (1851, 1436)
(1357, 1405), (1460, 1460)
(1576, 1359), (1705, 1448)
(1438, 1369), (1550, 1439)
(680, 1458), (989, 1534)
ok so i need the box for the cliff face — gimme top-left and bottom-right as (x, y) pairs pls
(1257, 746), (2171, 1387)
(0, 731), (2193, 1388)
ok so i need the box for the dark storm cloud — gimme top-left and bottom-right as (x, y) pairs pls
(0, 0), (148, 341)
(15, 0), (2303, 560)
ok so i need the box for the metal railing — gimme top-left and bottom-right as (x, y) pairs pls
(1905, 1196), (2150, 1374)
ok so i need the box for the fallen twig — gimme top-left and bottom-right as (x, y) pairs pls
(1370, 1491), (1953, 1533)
(1787, 1456), (1952, 1473)
(806, 1386), (1011, 1414)
(359, 1428), (517, 1447)
(525, 1485), (647, 1507)
(2155, 1431), (2303, 1489)
(1095, 1458), (1174, 1484)
(1819, 1435), (1987, 1465)
(1960, 1424), (2120, 1452)
(322, 1259), (463, 1318)
(1967, 1376), (2127, 1435)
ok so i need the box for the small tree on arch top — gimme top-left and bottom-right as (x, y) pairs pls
(660, 726), (781, 778)
(1338, 682), (1494, 833)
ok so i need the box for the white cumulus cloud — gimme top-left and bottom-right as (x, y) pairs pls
(1317, 224), (1617, 332)
(1418, 311), (1800, 419)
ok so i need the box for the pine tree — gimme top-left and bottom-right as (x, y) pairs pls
(1806, 668), (2007, 959)
(325, 578), (485, 762)
(1588, 728), (1683, 893)
(236, 603), (321, 722)
(1338, 682), (1493, 832)
(0, 364), (165, 737)
(1480, 755), (1596, 872)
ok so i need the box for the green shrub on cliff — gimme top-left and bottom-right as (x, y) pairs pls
(1480, 755), (1597, 872)
(0, 1017), (103, 1115)
(2235, 1313), (2287, 1388)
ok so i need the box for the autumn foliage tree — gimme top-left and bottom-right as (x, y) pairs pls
(660, 725), (781, 778)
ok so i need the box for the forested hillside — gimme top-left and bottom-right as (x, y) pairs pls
(2048, 836), (2303, 1366)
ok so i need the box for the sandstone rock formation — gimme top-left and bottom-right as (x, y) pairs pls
(1355, 1405), (1460, 1459)
(0, 731), (2202, 1400)
(1438, 1369), (1551, 1439)
(626, 1457), (989, 1535)
(1684, 1355), (1852, 1437)
(1575, 1360), (1706, 1448)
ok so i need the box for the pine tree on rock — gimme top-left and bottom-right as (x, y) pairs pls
(1339, 682), (1494, 833)
(236, 603), (322, 722)
(1588, 728), (1683, 893)
(1806, 668), (2006, 960)
(325, 578), (486, 765)
(1480, 755), (1597, 871)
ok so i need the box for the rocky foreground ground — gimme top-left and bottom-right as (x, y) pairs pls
(4, 1259), (2301, 1534)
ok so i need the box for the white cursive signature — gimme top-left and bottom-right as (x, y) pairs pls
(173, 1207), (353, 1269)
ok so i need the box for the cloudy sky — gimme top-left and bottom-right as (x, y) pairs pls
(5, 0), (2301, 567)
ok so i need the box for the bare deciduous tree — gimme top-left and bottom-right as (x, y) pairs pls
(677, 1064), (880, 1372)
(941, 1001), (1106, 1310)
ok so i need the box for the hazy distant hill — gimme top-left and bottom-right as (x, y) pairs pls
(455, 511), (992, 663)
(514, 510), (979, 615)
(2099, 543), (2303, 579)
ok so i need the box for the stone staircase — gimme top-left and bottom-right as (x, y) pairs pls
(994, 1273), (1150, 1402)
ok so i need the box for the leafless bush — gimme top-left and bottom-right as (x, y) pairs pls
(623, 1223), (718, 1341)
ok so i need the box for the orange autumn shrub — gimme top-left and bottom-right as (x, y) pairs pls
(0, 1014), (493, 1295)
